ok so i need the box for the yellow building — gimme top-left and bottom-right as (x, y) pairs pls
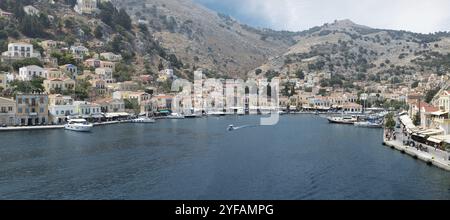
(43, 78), (76, 94)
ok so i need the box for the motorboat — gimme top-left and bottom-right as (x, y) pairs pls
(354, 121), (383, 128)
(185, 113), (203, 118)
(167, 113), (185, 119)
(64, 119), (93, 132)
(327, 115), (358, 124)
(227, 125), (235, 131)
(132, 117), (156, 123)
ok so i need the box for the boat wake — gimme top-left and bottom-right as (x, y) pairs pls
(227, 124), (258, 131)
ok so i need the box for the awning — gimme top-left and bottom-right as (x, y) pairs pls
(420, 129), (444, 136)
(105, 112), (130, 118)
(428, 137), (442, 144)
(412, 133), (426, 138)
(431, 111), (448, 116)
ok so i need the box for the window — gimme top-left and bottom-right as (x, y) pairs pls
(40, 97), (44, 104)
(40, 108), (44, 113)
(56, 110), (59, 115)
(8, 106), (12, 112)
(18, 98), (22, 104)
(18, 108), (22, 113)
(25, 108), (29, 113)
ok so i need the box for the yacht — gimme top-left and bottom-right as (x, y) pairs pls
(167, 113), (185, 119)
(132, 117), (156, 123)
(327, 115), (358, 124)
(354, 121), (383, 128)
(64, 119), (94, 132)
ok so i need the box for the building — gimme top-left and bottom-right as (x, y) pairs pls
(2, 42), (41, 60)
(43, 78), (76, 94)
(152, 94), (173, 111)
(45, 68), (64, 79)
(95, 68), (114, 83)
(15, 94), (49, 126)
(19, 65), (46, 81)
(70, 45), (89, 60)
(0, 97), (16, 126)
(108, 81), (140, 92)
(74, 0), (98, 14)
(435, 90), (450, 112)
(0, 9), (13, 18)
(40, 40), (66, 50)
(95, 98), (125, 113)
(48, 94), (76, 124)
(73, 101), (101, 116)
(100, 52), (122, 62)
(342, 103), (362, 113)
(60, 64), (78, 77)
(89, 79), (107, 96)
(23, 5), (40, 16)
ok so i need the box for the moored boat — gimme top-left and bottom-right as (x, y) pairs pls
(132, 117), (156, 123)
(167, 113), (185, 119)
(64, 119), (94, 132)
(327, 115), (358, 124)
(354, 121), (383, 128)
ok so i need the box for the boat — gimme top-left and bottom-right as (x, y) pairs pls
(227, 124), (235, 131)
(185, 113), (203, 118)
(207, 111), (226, 116)
(132, 117), (156, 123)
(64, 119), (93, 132)
(167, 113), (185, 119)
(327, 115), (358, 124)
(354, 121), (383, 128)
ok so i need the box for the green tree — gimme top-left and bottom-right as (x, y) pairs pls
(413, 114), (421, 126)
(124, 98), (140, 114)
(94, 26), (103, 39)
(12, 58), (43, 71)
(385, 113), (396, 130)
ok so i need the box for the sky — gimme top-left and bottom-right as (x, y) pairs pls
(193, 0), (450, 34)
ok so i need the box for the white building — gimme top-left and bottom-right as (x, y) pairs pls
(19, 65), (47, 81)
(74, 0), (98, 14)
(48, 94), (76, 124)
(74, 101), (102, 116)
(95, 68), (114, 83)
(23, 5), (40, 16)
(100, 52), (122, 62)
(2, 42), (41, 60)
(70, 45), (89, 60)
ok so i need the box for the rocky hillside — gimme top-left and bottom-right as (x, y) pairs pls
(118, 0), (298, 78)
(251, 19), (450, 81)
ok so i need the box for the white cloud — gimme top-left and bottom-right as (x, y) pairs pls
(197, 0), (450, 33)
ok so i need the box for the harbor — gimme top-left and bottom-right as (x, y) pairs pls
(2, 115), (450, 200)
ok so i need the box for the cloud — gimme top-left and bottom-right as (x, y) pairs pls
(194, 0), (450, 33)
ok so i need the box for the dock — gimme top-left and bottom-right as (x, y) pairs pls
(383, 139), (450, 171)
(0, 120), (133, 131)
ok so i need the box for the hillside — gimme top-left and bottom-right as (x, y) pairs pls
(117, 0), (298, 78)
(251, 19), (450, 84)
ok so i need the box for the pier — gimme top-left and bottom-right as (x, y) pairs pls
(383, 139), (450, 171)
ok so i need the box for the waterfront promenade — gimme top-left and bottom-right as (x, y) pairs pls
(383, 119), (450, 171)
(0, 120), (132, 131)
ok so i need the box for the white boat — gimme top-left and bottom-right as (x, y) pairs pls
(132, 117), (156, 123)
(167, 113), (185, 119)
(227, 124), (235, 131)
(64, 119), (93, 132)
(327, 115), (358, 124)
(354, 121), (383, 128)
